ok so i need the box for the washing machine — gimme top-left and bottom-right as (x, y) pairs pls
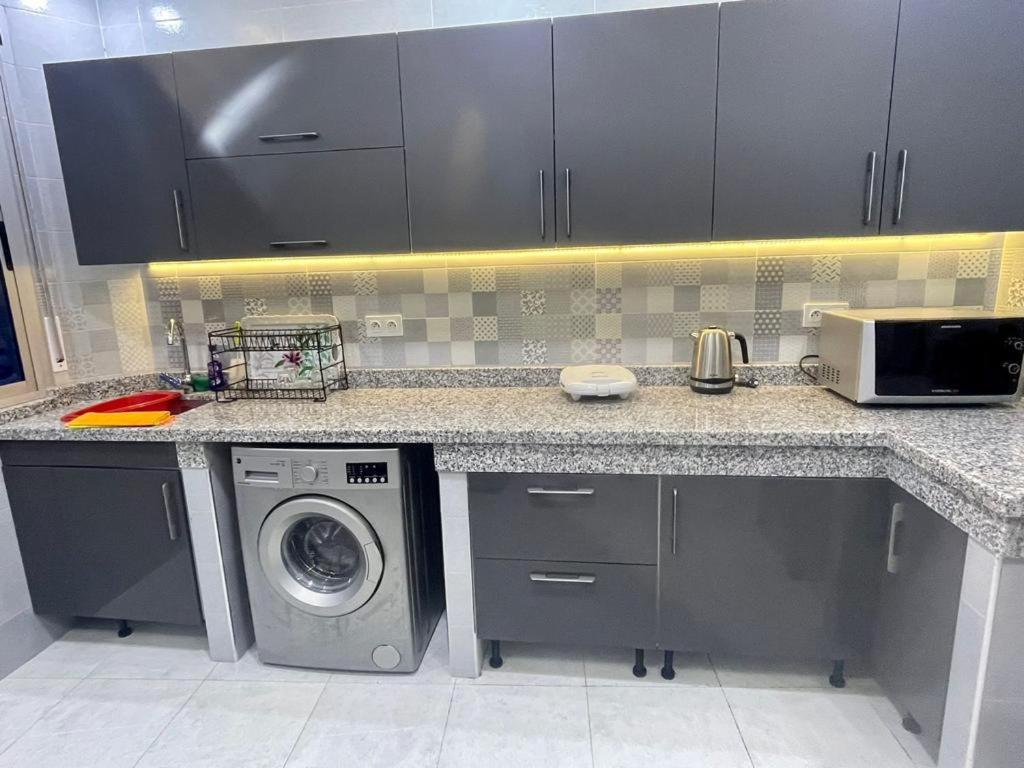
(232, 445), (444, 672)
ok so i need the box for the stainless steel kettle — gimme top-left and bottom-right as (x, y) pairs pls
(688, 326), (759, 394)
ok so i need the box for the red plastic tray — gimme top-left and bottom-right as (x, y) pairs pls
(61, 391), (182, 424)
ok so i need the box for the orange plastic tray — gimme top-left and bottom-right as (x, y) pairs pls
(61, 391), (182, 424)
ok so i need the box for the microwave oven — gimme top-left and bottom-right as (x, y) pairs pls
(818, 308), (1024, 404)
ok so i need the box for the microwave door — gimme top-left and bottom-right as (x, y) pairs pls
(873, 320), (1023, 397)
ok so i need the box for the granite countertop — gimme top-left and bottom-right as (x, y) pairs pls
(1, 381), (1022, 521)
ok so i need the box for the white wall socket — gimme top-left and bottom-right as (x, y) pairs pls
(802, 301), (849, 328)
(365, 313), (404, 337)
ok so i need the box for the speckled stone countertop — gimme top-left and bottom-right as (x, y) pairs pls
(1, 371), (1022, 556)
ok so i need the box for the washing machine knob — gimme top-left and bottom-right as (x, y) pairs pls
(299, 465), (318, 483)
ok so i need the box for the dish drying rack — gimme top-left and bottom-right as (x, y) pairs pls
(207, 324), (349, 402)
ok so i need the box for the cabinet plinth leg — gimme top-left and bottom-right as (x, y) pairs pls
(829, 659), (846, 688)
(632, 648), (647, 678)
(488, 640), (503, 669)
(117, 620), (133, 639)
(661, 650), (676, 680)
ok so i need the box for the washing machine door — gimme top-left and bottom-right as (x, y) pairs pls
(258, 495), (383, 617)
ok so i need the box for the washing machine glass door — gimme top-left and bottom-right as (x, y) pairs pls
(258, 495), (383, 617)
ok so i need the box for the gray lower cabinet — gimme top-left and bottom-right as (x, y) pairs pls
(188, 148), (409, 258)
(469, 472), (658, 648)
(659, 476), (890, 659)
(173, 36), (404, 159)
(872, 488), (967, 761)
(713, 0), (900, 240)
(399, 20), (555, 252)
(0, 442), (203, 626)
(552, 5), (718, 245)
(45, 55), (194, 264)
(474, 559), (656, 647)
(881, 0), (1024, 234)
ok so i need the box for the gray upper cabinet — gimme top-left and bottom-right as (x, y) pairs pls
(173, 36), (404, 159)
(188, 148), (409, 258)
(713, 0), (900, 240)
(881, 0), (1024, 234)
(45, 55), (193, 264)
(399, 20), (555, 251)
(553, 6), (718, 245)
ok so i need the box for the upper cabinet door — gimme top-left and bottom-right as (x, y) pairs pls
(714, 0), (900, 241)
(881, 0), (1024, 234)
(188, 149), (409, 259)
(174, 36), (403, 159)
(400, 20), (555, 252)
(553, 6), (718, 246)
(46, 55), (193, 264)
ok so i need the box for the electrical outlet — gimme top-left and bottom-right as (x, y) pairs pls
(365, 313), (404, 337)
(802, 301), (849, 328)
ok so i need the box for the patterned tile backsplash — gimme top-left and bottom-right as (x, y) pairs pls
(48, 236), (1022, 381)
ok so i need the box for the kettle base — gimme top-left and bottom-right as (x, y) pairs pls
(688, 377), (736, 395)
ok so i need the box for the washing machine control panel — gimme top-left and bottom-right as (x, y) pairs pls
(346, 461), (389, 486)
(290, 460), (329, 487)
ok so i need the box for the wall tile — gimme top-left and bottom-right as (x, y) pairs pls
(5, 0), (99, 25)
(102, 21), (145, 55)
(6, 9), (104, 67)
(432, 0), (593, 28)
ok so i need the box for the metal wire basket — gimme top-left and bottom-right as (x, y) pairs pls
(207, 323), (348, 402)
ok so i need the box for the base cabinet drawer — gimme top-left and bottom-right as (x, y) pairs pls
(468, 473), (658, 564)
(474, 558), (656, 647)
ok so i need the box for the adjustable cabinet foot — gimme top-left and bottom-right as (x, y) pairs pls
(117, 620), (133, 639)
(829, 659), (846, 689)
(488, 640), (503, 669)
(632, 648), (647, 678)
(661, 650), (676, 680)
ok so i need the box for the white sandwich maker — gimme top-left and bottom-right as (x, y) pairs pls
(559, 365), (638, 401)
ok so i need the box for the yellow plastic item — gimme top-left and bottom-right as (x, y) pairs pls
(66, 410), (174, 429)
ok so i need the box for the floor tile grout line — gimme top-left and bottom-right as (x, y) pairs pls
(129, 677), (207, 768)
(711, 654), (757, 768)
(280, 679), (330, 768)
(0, 674), (90, 759)
(583, 685), (597, 768)
(433, 681), (457, 768)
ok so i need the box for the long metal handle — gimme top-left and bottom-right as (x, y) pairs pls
(162, 482), (181, 542)
(172, 189), (188, 251)
(258, 132), (319, 142)
(862, 151), (877, 225)
(565, 168), (572, 238)
(526, 487), (595, 496)
(671, 487), (678, 555)
(538, 169), (546, 239)
(893, 149), (908, 225)
(887, 503), (904, 574)
(269, 240), (328, 249)
(529, 572), (596, 584)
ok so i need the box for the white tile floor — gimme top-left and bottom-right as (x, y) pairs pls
(0, 618), (934, 768)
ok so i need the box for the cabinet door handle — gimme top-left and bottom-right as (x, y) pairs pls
(258, 132), (319, 142)
(526, 487), (594, 496)
(887, 502), (904, 574)
(529, 572), (596, 584)
(565, 168), (572, 238)
(172, 189), (188, 251)
(893, 149), (908, 225)
(862, 151), (877, 225)
(538, 169), (546, 240)
(162, 482), (181, 542)
(269, 240), (328, 249)
(671, 487), (678, 555)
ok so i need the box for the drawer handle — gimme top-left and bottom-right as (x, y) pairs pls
(529, 572), (596, 584)
(258, 132), (320, 142)
(270, 240), (329, 249)
(162, 482), (181, 542)
(526, 487), (594, 496)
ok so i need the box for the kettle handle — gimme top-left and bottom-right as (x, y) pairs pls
(733, 333), (750, 364)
